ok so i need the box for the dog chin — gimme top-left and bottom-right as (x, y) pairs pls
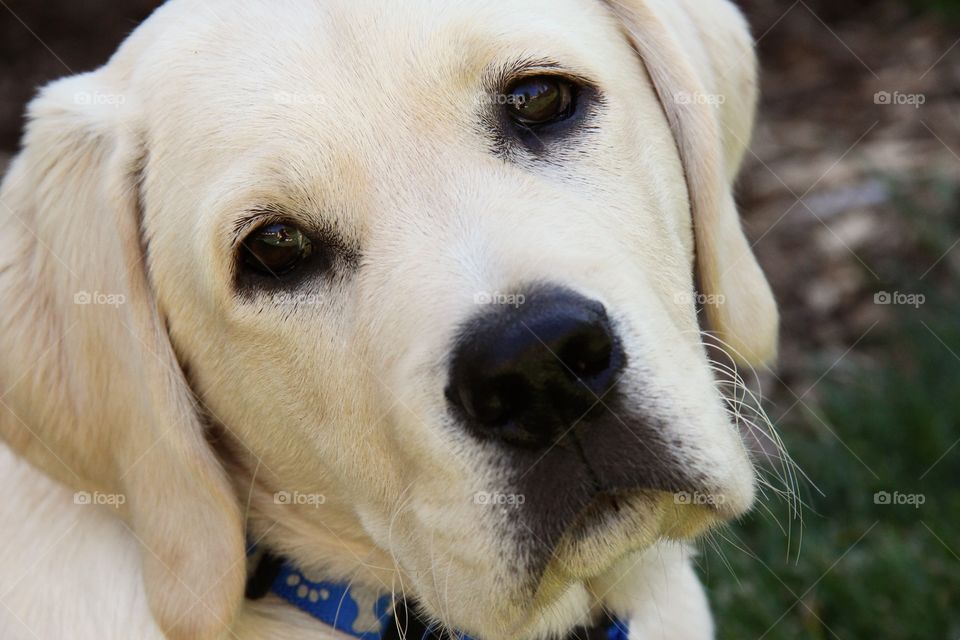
(409, 492), (738, 640)
(446, 586), (596, 640)
(541, 487), (742, 578)
(457, 492), (737, 639)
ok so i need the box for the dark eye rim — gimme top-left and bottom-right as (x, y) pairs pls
(502, 74), (580, 128)
(237, 221), (316, 279)
(232, 211), (361, 296)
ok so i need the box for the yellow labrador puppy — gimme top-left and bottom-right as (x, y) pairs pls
(0, 0), (777, 638)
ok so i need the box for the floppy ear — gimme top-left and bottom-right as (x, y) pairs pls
(603, 0), (779, 364)
(0, 71), (244, 639)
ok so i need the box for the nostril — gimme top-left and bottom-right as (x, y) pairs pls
(558, 324), (614, 382)
(450, 373), (530, 426)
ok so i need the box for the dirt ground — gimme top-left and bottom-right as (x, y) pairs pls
(739, 0), (959, 383)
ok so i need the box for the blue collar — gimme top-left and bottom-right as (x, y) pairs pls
(269, 562), (395, 640)
(248, 548), (630, 640)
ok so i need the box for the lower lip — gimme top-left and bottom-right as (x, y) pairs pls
(542, 495), (661, 581)
(562, 491), (645, 542)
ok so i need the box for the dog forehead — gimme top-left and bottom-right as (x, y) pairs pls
(126, 0), (660, 223)
(145, 0), (618, 55)
(129, 0), (625, 137)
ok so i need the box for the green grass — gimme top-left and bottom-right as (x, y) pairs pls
(704, 311), (960, 639)
(701, 182), (960, 638)
(912, 0), (960, 17)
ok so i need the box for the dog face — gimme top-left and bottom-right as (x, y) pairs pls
(0, 0), (777, 638)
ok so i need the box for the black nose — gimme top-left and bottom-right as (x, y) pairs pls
(446, 287), (625, 448)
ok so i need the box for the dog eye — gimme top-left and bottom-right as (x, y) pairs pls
(504, 76), (577, 127)
(240, 223), (314, 277)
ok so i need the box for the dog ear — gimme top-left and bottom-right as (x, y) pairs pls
(603, 0), (779, 364)
(0, 71), (245, 639)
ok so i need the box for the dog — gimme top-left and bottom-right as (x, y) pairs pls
(0, 0), (778, 638)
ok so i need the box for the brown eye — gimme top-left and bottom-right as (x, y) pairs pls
(504, 76), (576, 126)
(240, 223), (313, 277)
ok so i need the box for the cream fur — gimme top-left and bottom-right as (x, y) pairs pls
(0, 1), (776, 638)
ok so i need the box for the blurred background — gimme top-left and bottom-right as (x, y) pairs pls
(1, 1), (958, 637)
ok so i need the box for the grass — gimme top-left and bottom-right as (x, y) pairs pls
(914, 0), (960, 17)
(704, 312), (960, 639)
(701, 180), (960, 638)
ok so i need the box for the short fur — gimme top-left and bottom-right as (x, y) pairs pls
(0, 1), (777, 638)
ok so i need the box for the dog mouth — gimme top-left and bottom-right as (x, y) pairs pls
(497, 420), (748, 585)
(554, 444), (658, 537)
(564, 490), (637, 536)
